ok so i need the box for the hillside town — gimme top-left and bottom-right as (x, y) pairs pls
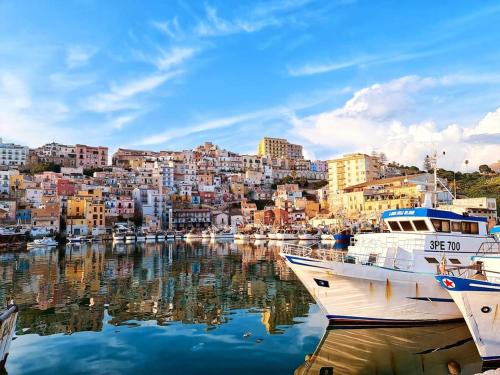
(0, 136), (498, 244)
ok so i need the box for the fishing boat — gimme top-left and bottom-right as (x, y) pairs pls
(298, 228), (321, 241)
(27, 237), (57, 248)
(295, 322), (482, 375)
(0, 304), (18, 368)
(435, 256), (500, 366)
(280, 207), (499, 324)
(67, 235), (83, 243)
(185, 230), (203, 240)
(210, 227), (234, 239)
(125, 232), (136, 243)
(276, 228), (298, 240)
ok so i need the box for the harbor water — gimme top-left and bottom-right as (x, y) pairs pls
(0, 241), (485, 374)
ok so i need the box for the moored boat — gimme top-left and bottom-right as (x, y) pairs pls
(435, 256), (500, 366)
(280, 207), (500, 324)
(27, 237), (57, 248)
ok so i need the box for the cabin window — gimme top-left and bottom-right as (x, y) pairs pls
(470, 222), (479, 235)
(388, 221), (401, 231)
(431, 219), (451, 233)
(451, 221), (461, 232)
(399, 221), (414, 231)
(413, 220), (429, 231)
(449, 258), (461, 265)
(425, 257), (439, 264)
(461, 221), (471, 234)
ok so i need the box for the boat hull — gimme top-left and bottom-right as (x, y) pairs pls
(436, 275), (500, 362)
(281, 253), (463, 323)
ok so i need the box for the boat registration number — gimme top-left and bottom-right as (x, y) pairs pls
(429, 240), (461, 251)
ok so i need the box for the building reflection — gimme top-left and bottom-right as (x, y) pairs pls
(0, 240), (314, 336)
(295, 323), (482, 375)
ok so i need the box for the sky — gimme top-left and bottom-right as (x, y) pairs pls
(0, 0), (499, 170)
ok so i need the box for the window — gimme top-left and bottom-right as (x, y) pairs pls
(451, 221), (461, 232)
(399, 221), (414, 231)
(425, 257), (439, 264)
(449, 258), (461, 265)
(461, 221), (471, 234)
(413, 220), (429, 231)
(431, 219), (450, 233)
(470, 222), (479, 235)
(388, 221), (401, 231)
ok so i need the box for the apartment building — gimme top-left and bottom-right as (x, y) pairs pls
(0, 138), (28, 166)
(75, 144), (108, 169)
(256, 137), (303, 160)
(31, 203), (60, 233)
(30, 142), (77, 167)
(328, 153), (380, 210)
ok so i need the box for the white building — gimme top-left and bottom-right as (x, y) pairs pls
(0, 169), (19, 195)
(0, 138), (28, 166)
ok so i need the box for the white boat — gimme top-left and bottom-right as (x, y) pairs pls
(27, 237), (57, 248)
(0, 304), (18, 368)
(298, 229), (320, 241)
(436, 256), (500, 365)
(156, 232), (165, 241)
(125, 232), (136, 243)
(280, 207), (499, 324)
(267, 231), (279, 240)
(67, 235), (82, 243)
(201, 230), (211, 239)
(185, 230), (203, 240)
(253, 231), (268, 240)
(276, 229), (297, 240)
(210, 228), (235, 239)
(146, 233), (157, 241)
(321, 233), (334, 241)
(112, 232), (125, 242)
(136, 232), (146, 242)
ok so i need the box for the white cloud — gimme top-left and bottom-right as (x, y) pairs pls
(83, 71), (181, 113)
(152, 17), (182, 39)
(195, 5), (279, 37)
(290, 75), (500, 170)
(153, 46), (197, 71)
(65, 45), (98, 69)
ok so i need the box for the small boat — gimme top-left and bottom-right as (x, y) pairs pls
(276, 229), (297, 240)
(320, 232), (333, 241)
(145, 233), (157, 241)
(298, 229), (320, 241)
(436, 256), (500, 366)
(136, 231), (146, 242)
(67, 235), (82, 243)
(0, 304), (18, 368)
(185, 230), (203, 240)
(253, 230), (268, 240)
(125, 232), (136, 243)
(201, 230), (211, 239)
(174, 231), (184, 239)
(267, 230), (279, 240)
(210, 227), (234, 239)
(156, 232), (165, 241)
(27, 237), (57, 248)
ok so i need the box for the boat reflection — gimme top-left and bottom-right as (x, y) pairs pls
(296, 323), (482, 375)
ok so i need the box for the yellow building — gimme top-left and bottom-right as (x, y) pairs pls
(340, 174), (430, 220)
(328, 153), (380, 210)
(257, 137), (303, 160)
(67, 189), (105, 235)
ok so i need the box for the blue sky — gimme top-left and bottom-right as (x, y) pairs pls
(0, 0), (499, 169)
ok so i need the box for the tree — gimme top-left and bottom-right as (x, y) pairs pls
(423, 155), (432, 172)
(378, 152), (387, 166)
(479, 164), (493, 174)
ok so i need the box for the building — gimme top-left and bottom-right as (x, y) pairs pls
(0, 138), (28, 166)
(256, 137), (303, 160)
(172, 208), (211, 229)
(30, 142), (77, 167)
(111, 148), (161, 168)
(75, 144), (108, 169)
(439, 197), (497, 221)
(31, 203), (60, 233)
(328, 153), (380, 210)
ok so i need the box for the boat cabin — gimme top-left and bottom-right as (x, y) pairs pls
(382, 208), (488, 236)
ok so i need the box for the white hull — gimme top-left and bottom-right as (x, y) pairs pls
(298, 234), (320, 241)
(253, 234), (267, 240)
(436, 275), (500, 362)
(267, 233), (278, 240)
(321, 234), (333, 241)
(281, 253), (462, 323)
(210, 234), (234, 239)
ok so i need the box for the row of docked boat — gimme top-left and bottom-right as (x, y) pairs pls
(280, 205), (500, 367)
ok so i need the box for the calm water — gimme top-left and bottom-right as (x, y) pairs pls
(0, 240), (486, 374)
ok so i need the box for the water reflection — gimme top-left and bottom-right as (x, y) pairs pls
(0, 241), (314, 337)
(296, 323), (482, 375)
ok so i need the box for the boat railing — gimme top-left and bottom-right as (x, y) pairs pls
(476, 241), (500, 256)
(282, 243), (414, 270)
(442, 264), (500, 284)
(349, 234), (426, 256)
